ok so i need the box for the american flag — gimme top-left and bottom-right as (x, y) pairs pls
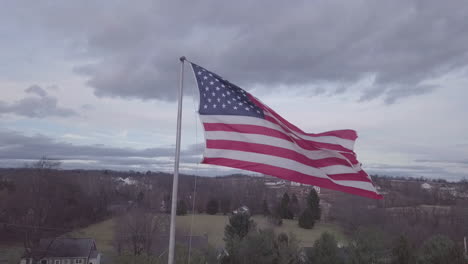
(190, 62), (382, 199)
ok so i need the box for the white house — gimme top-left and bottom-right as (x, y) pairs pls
(20, 238), (101, 264)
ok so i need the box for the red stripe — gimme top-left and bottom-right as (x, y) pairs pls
(202, 157), (383, 199)
(249, 95), (358, 140)
(206, 139), (369, 182)
(203, 123), (355, 153)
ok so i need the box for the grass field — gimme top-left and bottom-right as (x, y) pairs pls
(0, 214), (345, 263)
(176, 214), (346, 247)
(0, 245), (24, 264)
(70, 214), (346, 253)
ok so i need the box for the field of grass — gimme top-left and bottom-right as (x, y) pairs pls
(0, 245), (24, 264)
(176, 214), (346, 248)
(70, 214), (346, 253)
(0, 214), (345, 263)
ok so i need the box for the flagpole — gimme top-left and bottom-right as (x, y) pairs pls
(168, 56), (185, 264)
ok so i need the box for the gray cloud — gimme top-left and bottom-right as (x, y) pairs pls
(365, 163), (466, 181)
(5, 0), (468, 103)
(0, 85), (77, 118)
(25, 85), (48, 97)
(415, 159), (468, 165)
(0, 130), (201, 171)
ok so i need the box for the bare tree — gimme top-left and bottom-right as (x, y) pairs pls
(114, 209), (169, 256)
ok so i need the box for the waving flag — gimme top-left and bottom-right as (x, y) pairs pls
(190, 62), (382, 199)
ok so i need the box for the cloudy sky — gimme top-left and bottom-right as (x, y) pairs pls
(1, 0), (467, 180)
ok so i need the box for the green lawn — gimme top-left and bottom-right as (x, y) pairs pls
(70, 214), (346, 254)
(176, 214), (346, 248)
(0, 245), (24, 264)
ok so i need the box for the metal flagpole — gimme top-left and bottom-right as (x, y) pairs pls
(168, 56), (185, 264)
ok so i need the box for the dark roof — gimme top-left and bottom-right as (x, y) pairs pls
(26, 238), (98, 258)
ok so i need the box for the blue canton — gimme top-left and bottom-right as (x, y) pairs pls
(191, 63), (264, 118)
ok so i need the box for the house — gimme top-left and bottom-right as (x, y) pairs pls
(20, 238), (101, 264)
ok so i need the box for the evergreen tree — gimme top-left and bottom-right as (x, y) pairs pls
(206, 198), (219, 215)
(224, 208), (256, 256)
(298, 208), (315, 229)
(220, 197), (231, 215)
(348, 227), (387, 264)
(290, 194), (300, 217)
(176, 200), (187, 216)
(280, 193), (293, 219)
(391, 235), (414, 264)
(307, 232), (343, 264)
(262, 199), (270, 216)
(307, 189), (321, 220)
(417, 235), (465, 264)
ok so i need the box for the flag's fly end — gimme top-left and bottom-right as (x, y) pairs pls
(189, 61), (383, 200)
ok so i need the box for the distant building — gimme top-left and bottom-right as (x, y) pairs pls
(20, 238), (101, 264)
(421, 182), (432, 190)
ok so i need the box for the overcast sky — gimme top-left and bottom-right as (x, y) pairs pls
(0, 0), (467, 180)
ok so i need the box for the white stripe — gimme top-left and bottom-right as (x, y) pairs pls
(200, 115), (355, 150)
(204, 149), (376, 192)
(205, 131), (360, 168)
(263, 112), (356, 150)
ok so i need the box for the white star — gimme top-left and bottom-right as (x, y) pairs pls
(233, 98), (237, 101)
(203, 76), (208, 80)
(222, 93), (226, 97)
(257, 110), (261, 113)
(212, 92), (216, 96)
(210, 81), (214, 85)
(239, 102), (243, 106)
(222, 104), (226, 108)
(205, 87), (209, 91)
(215, 78), (219, 82)
(209, 73), (213, 76)
(208, 98), (212, 102)
(233, 106), (238, 110)
(221, 84), (225, 88)
(227, 101), (231, 104)
(198, 71), (202, 75)
(217, 98), (221, 102)
(213, 104), (217, 108)
(237, 96), (241, 99)
(204, 105), (207, 109)
(216, 87), (220, 91)
(245, 107), (250, 111)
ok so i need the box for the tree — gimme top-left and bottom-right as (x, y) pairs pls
(279, 193), (293, 219)
(220, 196), (231, 215)
(223, 228), (301, 264)
(348, 227), (387, 264)
(224, 210), (256, 242)
(298, 208), (315, 229)
(307, 189), (321, 220)
(391, 235), (414, 264)
(290, 194), (300, 217)
(306, 232), (343, 264)
(224, 208), (256, 257)
(114, 209), (169, 256)
(417, 235), (465, 264)
(262, 199), (270, 216)
(176, 200), (187, 216)
(206, 198), (219, 215)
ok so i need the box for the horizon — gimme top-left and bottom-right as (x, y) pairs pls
(1, 1), (467, 182)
